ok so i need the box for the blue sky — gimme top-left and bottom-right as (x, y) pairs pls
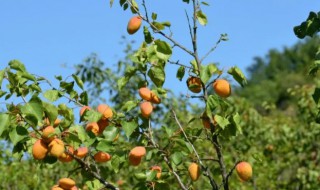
(1, 1), (319, 97)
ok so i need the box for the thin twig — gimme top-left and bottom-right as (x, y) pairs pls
(200, 35), (223, 63)
(144, 119), (188, 190)
(212, 135), (228, 190)
(171, 109), (218, 189)
(66, 151), (119, 190)
(168, 60), (194, 70)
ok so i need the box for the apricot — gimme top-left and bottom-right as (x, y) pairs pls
(127, 16), (142, 35)
(150, 165), (162, 179)
(48, 138), (65, 158)
(188, 162), (200, 181)
(32, 139), (48, 160)
(236, 161), (252, 181)
(86, 122), (99, 136)
(97, 119), (109, 134)
(51, 185), (64, 190)
(80, 106), (91, 117)
(58, 146), (74, 163)
(97, 104), (113, 120)
(129, 146), (146, 166)
(140, 101), (153, 118)
(139, 87), (161, 104)
(187, 77), (202, 93)
(74, 147), (88, 158)
(58, 178), (76, 189)
(44, 118), (61, 127)
(213, 79), (231, 98)
(42, 126), (56, 143)
(201, 113), (216, 129)
(94, 151), (112, 163)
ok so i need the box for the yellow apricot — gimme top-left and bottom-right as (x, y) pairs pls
(187, 77), (202, 93)
(80, 106), (91, 117)
(140, 101), (153, 118)
(97, 104), (113, 120)
(51, 185), (64, 190)
(139, 87), (152, 101)
(94, 151), (112, 163)
(127, 16), (142, 35)
(74, 147), (88, 158)
(129, 146), (146, 166)
(150, 165), (162, 179)
(188, 162), (200, 181)
(48, 138), (65, 158)
(41, 126), (56, 143)
(32, 139), (48, 160)
(86, 122), (99, 136)
(236, 161), (252, 181)
(58, 146), (74, 163)
(213, 79), (231, 98)
(58, 178), (76, 189)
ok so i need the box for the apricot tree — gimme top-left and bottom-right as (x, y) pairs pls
(0, 1), (249, 189)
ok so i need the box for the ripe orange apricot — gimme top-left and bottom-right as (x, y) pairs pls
(74, 147), (88, 158)
(44, 118), (61, 127)
(201, 113), (217, 129)
(187, 77), (202, 93)
(86, 122), (99, 136)
(97, 119), (109, 134)
(129, 146), (146, 166)
(58, 178), (76, 189)
(127, 16), (142, 35)
(48, 138), (65, 158)
(188, 162), (200, 181)
(58, 146), (74, 163)
(139, 87), (161, 104)
(150, 165), (162, 179)
(140, 101), (153, 118)
(213, 79), (231, 98)
(32, 139), (48, 160)
(80, 106), (91, 117)
(94, 151), (112, 163)
(42, 126), (56, 143)
(97, 104), (113, 120)
(236, 161), (252, 181)
(51, 185), (64, 190)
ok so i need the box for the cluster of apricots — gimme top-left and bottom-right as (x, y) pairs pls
(127, 16), (142, 35)
(187, 76), (231, 98)
(80, 104), (113, 136)
(51, 178), (78, 190)
(138, 87), (161, 118)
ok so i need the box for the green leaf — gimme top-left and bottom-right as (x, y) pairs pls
(151, 21), (165, 31)
(20, 72), (36, 82)
(154, 40), (172, 61)
(117, 66), (137, 90)
(196, 10), (208, 26)
(0, 114), (10, 136)
(43, 90), (60, 102)
(231, 113), (242, 134)
(43, 102), (58, 126)
(312, 87), (320, 105)
(79, 91), (89, 105)
(227, 66), (247, 87)
(309, 48), (320, 75)
(0, 69), (5, 88)
(201, 1), (210, 6)
(176, 66), (185, 81)
(8, 60), (26, 72)
(9, 127), (27, 145)
(130, 0), (139, 14)
(200, 63), (218, 84)
(110, 0), (114, 7)
(72, 74), (84, 90)
(96, 140), (114, 152)
(143, 26), (153, 44)
(83, 110), (102, 123)
(162, 125), (174, 137)
(121, 100), (139, 112)
(19, 96), (44, 125)
(58, 104), (75, 128)
(293, 11), (320, 39)
(60, 81), (74, 93)
(134, 173), (147, 181)
(182, 0), (190, 3)
(190, 60), (199, 74)
(24, 114), (38, 127)
(121, 119), (138, 138)
(206, 95), (219, 117)
(170, 152), (183, 166)
(146, 170), (157, 181)
(102, 126), (118, 141)
(214, 115), (230, 130)
(148, 66), (165, 87)
(152, 12), (157, 20)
